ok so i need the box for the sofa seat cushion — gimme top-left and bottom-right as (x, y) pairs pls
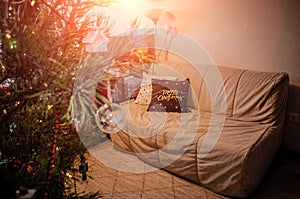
(111, 101), (284, 197)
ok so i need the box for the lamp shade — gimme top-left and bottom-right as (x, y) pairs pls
(144, 9), (165, 25)
(156, 11), (176, 31)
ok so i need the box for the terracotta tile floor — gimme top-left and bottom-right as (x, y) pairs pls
(75, 141), (300, 199)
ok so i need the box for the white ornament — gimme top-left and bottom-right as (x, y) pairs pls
(95, 103), (125, 134)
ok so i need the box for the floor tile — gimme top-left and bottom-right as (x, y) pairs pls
(101, 193), (113, 199)
(117, 156), (146, 174)
(172, 174), (197, 187)
(114, 174), (145, 193)
(78, 176), (116, 195)
(173, 185), (207, 199)
(143, 171), (173, 191)
(74, 148), (300, 199)
(112, 191), (143, 199)
(89, 160), (118, 177)
(142, 187), (175, 199)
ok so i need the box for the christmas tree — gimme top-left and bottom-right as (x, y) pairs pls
(0, 0), (115, 198)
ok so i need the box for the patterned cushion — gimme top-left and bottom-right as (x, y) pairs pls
(134, 73), (178, 105)
(147, 78), (190, 113)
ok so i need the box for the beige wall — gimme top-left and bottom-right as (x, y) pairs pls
(142, 0), (300, 152)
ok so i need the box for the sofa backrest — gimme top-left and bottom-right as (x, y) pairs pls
(199, 65), (289, 123)
(153, 59), (289, 124)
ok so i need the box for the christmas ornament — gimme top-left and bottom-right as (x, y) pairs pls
(95, 103), (125, 134)
(79, 154), (88, 181)
(44, 92), (62, 198)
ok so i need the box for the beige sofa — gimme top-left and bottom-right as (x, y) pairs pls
(110, 61), (289, 198)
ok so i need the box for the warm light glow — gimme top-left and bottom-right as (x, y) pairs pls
(5, 33), (11, 39)
(118, 0), (146, 18)
(66, 172), (73, 178)
(30, 0), (36, 6)
(137, 48), (144, 54)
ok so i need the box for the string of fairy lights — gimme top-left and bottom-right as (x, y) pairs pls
(0, 1), (100, 198)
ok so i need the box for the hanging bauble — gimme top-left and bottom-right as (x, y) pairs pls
(95, 103), (125, 134)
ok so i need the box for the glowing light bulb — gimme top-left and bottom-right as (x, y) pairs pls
(30, 0), (36, 6)
(5, 33), (11, 39)
(118, 0), (145, 18)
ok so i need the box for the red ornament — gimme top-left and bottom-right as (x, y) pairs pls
(0, 86), (7, 91)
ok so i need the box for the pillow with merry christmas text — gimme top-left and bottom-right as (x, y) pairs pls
(147, 78), (190, 113)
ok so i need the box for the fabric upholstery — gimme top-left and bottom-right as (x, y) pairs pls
(110, 65), (289, 198)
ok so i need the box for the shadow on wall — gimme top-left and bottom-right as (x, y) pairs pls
(283, 84), (300, 153)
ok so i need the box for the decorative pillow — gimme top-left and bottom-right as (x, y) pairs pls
(133, 73), (152, 105)
(134, 73), (179, 105)
(147, 78), (190, 113)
